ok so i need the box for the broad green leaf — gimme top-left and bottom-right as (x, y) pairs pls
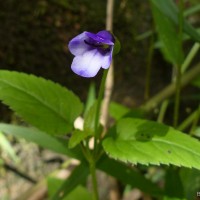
(0, 123), (78, 157)
(165, 167), (184, 198)
(0, 70), (83, 135)
(151, 1), (184, 65)
(103, 118), (200, 169)
(0, 131), (19, 163)
(180, 168), (200, 199)
(51, 162), (89, 200)
(97, 156), (163, 197)
(150, 0), (200, 43)
(68, 130), (91, 149)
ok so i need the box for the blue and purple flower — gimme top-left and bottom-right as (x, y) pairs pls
(68, 30), (115, 78)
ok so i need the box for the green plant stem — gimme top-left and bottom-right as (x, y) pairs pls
(157, 100), (169, 123)
(93, 69), (109, 156)
(184, 4), (200, 17)
(141, 63), (200, 112)
(89, 159), (99, 200)
(80, 142), (91, 162)
(190, 105), (200, 135)
(86, 69), (109, 200)
(177, 105), (200, 131)
(94, 69), (109, 136)
(181, 43), (200, 73)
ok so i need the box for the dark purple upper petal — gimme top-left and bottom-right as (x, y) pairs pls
(97, 30), (115, 43)
(86, 30), (114, 45)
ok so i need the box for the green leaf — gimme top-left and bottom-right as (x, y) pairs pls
(48, 177), (63, 198)
(68, 130), (91, 149)
(51, 162), (89, 200)
(63, 186), (91, 200)
(98, 156), (163, 197)
(180, 168), (200, 199)
(0, 70), (83, 135)
(150, 0), (200, 43)
(103, 118), (200, 169)
(165, 167), (184, 198)
(0, 123), (77, 157)
(47, 177), (91, 200)
(151, 1), (184, 65)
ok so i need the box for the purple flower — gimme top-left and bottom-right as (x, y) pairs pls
(68, 30), (115, 78)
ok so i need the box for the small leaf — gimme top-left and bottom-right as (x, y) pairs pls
(51, 162), (89, 200)
(68, 130), (91, 149)
(0, 70), (83, 135)
(103, 118), (200, 169)
(84, 102), (97, 134)
(165, 167), (184, 198)
(180, 168), (200, 199)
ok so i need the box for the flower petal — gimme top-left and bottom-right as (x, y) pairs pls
(97, 30), (115, 43)
(68, 32), (92, 56)
(86, 31), (114, 45)
(101, 49), (113, 69)
(71, 49), (103, 78)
